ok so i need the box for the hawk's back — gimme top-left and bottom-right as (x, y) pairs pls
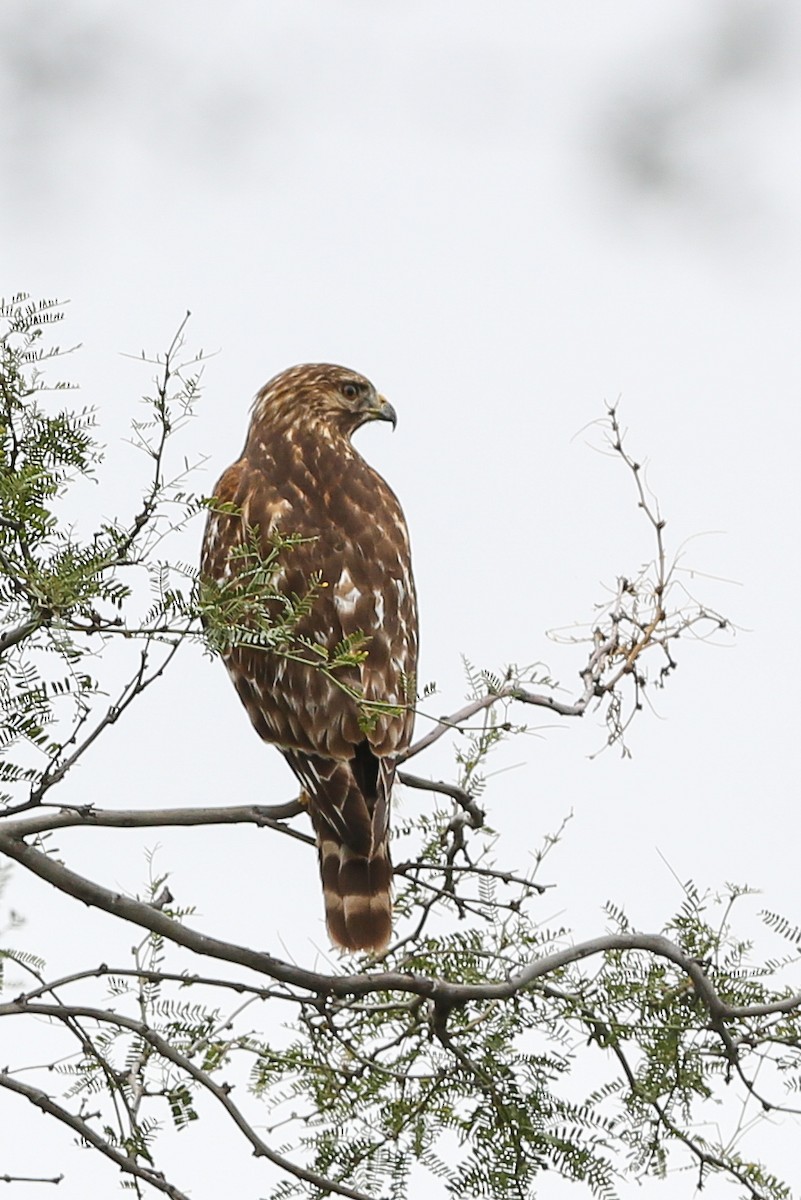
(201, 364), (418, 951)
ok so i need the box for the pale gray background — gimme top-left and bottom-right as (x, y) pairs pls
(1, 1), (800, 1196)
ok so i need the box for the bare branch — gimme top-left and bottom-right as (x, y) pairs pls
(0, 615), (44, 657)
(401, 670), (602, 762)
(14, 965), (309, 1008)
(394, 859), (548, 897)
(397, 770), (484, 826)
(0, 800), (307, 840)
(403, 405), (731, 766)
(111, 312), (195, 564)
(27, 638), (184, 809)
(0, 1175), (63, 1186)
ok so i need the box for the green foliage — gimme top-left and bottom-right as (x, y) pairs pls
(36, 816), (787, 1200)
(239, 870), (799, 1200)
(197, 521), (381, 708)
(454, 658), (536, 799)
(0, 295), (208, 812)
(197, 524), (324, 657)
(260, 936), (619, 1199)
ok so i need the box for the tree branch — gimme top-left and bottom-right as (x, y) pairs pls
(397, 770), (484, 826)
(15, 964), (309, 1008)
(1, 826), (795, 1030)
(0, 1175), (63, 1186)
(0, 615), (44, 657)
(0, 801), (307, 841)
(27, 639), (184, 808)
(0, 1073), (189, 1200)
(0, 1001), (378, 1200)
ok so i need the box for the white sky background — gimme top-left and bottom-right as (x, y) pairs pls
(1, 1), (801, 1196)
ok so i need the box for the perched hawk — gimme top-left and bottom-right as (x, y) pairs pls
(201, 364), (418, 952)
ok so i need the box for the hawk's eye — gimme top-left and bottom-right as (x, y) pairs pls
(341, 382), (360, 400)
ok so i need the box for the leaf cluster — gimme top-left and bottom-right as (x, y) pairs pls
(0, 297), (210, 813)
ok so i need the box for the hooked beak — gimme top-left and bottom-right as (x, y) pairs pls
(366, 394), (397, 430)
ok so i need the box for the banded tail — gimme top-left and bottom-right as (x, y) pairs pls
(285, 747), (394, 953)
(315, 826), (392, 952)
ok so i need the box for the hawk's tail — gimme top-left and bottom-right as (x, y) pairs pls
(316, 833), (392, 953)
(288, 749), (395, 953)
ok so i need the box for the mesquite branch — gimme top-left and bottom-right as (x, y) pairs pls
(0, 824), (791, 1020)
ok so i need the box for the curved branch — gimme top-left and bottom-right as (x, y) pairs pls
(0, 1072), (189, 1200)
(402, 687), (586, 761)
(2, 827), (796, 1028)
(0, 1001), (377, 1200)
(397, 771), (484, 825)
(401, 655), (613, 762)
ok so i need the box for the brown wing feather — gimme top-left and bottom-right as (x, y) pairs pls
(201, 364), (418, 952)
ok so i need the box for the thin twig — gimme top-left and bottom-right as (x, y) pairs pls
(1, 1002), (380, 1200)
(0, 1073), (190, 1200)
(0, 1175), (63, 1186)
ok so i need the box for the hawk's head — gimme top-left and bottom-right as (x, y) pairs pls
(249, 363), (396, 442)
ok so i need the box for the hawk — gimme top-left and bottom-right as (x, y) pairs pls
(201, 364), (418, 952)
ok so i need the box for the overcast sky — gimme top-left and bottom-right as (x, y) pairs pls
(2, 2), (801, 1197)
